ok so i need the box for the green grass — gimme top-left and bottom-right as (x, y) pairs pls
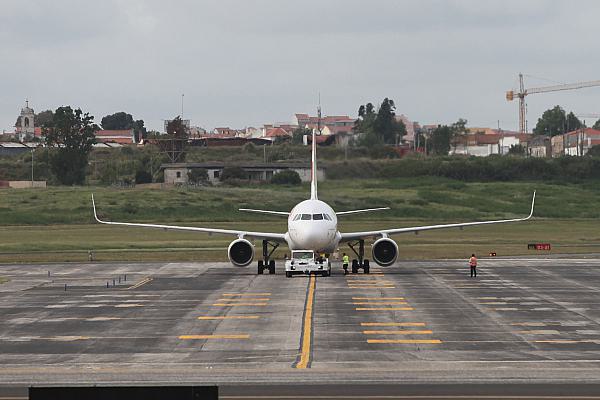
(1, 178), (599, 263)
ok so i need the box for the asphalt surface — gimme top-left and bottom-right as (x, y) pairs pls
(2, 257), (600, 398)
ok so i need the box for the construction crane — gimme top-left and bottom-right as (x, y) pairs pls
(506, 73), (600, 134)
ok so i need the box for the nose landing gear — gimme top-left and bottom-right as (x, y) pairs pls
(258, 240), (278, 275)
(348, 239), (370, 274)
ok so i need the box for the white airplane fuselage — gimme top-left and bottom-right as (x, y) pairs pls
(285, 199), (341, 253)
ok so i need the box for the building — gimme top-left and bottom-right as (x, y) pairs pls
(162, 162), (324, 185)
(293, 113), (354, 132)
(395, 114), (419, 144)
(528, 135), (552, 158)
(14, 101), (35, 142)
(95, 129), (136, 144)
(551, 135), (565, 157)
(450, 132), (530, 156)
(562, 128), (600, 156)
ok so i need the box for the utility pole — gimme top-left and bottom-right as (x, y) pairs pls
(31, 148), (34, 187)
(181, 94), (184, 120)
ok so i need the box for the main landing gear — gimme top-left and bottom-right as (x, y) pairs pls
(348, 239), (370, 274)
(257, 240), (278, 275)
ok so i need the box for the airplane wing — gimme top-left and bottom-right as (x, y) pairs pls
(239, 208), (289, 216)
(336, 207), (390, 216)
(340, 191), (536, 242)
(92, 195), (286, 242)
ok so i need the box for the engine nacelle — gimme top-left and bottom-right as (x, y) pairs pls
(371, 238), (398, 266)
(228, 239), (254, 267)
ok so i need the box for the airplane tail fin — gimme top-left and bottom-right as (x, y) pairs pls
(310, 104), (320, 200)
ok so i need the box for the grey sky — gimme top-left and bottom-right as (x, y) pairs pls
(1, 0), (600, 133)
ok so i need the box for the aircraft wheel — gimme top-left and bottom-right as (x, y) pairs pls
(268, 260), (275, 274)
(351, 259), (359, 274)
(258, 260), (264, 275)
(363, 259), (370, 274)
(286, 271), (292, 278)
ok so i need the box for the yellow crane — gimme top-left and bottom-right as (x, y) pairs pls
(506, 73), (600, 134)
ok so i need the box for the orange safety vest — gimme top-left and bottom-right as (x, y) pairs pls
(469, 256), (477, 267)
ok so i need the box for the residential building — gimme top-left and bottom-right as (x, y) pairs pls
(293, 113), (354, 132)
(563, 128), (600, 156)
(551, 135), (565, 157)
(528, 135), (552, 158)
(450, 132), (530, 156)
(95, 129), (136, 144)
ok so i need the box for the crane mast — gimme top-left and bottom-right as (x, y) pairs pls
(506, 74), (600, 134)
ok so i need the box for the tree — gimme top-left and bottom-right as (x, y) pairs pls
(36, 110), (54, 127)
(166, 116), (188, 138)
(354, 98), (406, 145)
(270, 170), (301, 185)
(292, 127), (311, 145)
(44, 106), (98, 185)
(102, 112), (147, 142)
(533, 106), (583, 136)
(508, 144), (526, 155)
(135, 170), (153, 184)
(593, 119), (600, 130)
(429, 125), (453, 156)
(187, 168), (208, 184)
(587, 145), (600, 157)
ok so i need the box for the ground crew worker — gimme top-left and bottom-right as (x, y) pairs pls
(342, 253), (350, 275)
(469, 253), (477, 277)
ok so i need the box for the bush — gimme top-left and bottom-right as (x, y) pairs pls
(271, 170), (301, 185)
(135, 170), (153, 184)
(221, 167), (248, 181)
(187, 168), (208, 184)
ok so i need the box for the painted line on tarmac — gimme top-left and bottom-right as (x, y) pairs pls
(126, 277), (153, 290)
(356, 307), (413, 311)
(179, 334), (250, 340)
(294, 274), (316, 369)
(198, 316), (260, 320)
(212, 303), (268, 307)
(353, 297), (405, 300)
(353, 302), (408, 305)
(217, 298), (271, 302)
(361, 322), (426, 327)
(349, 286), (396, 289)
(363, 330), (433, 335)
(222, 293), (271, 297)
(367, 339), (442, 344)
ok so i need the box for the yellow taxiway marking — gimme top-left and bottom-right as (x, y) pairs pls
(353, 302), (408, 305)
(363, 330), (433, 335)
(127, 277), (153, 290)
(352, 297), (404, 300)
(367, 339), (442, 344)
(361, 322), (426, 327)
(296, 274), (316, 369)
(212, 303), (268, 306)
(356, 307), (413, 311)
(535, 340), (580, 344)
(222, 293), (271, 297)
(179, 334), (250, 340)
(217, 298), (270, 302)
(197, 316), (260, 320)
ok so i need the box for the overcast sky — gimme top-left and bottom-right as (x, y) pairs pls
(1, 0), (600, 133)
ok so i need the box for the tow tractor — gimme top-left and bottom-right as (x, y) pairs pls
(285, 250), (331, 278)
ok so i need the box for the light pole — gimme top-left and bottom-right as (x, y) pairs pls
(30, 148), (34, 187)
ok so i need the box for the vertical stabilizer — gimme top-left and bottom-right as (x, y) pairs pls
(310, 104), (320, 200)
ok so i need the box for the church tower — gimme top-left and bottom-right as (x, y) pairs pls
(16, 100), (35, 141)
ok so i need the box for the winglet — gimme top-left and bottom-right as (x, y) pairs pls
(527, 191), (536, 219)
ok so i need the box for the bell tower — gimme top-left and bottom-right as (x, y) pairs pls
(17, 100), (35, 141)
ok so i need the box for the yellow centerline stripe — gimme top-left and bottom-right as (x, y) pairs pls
(179, 334), (249, 340)
(353, 302), (408, 305)
(212, 303), (268, 306)
(222, 293), (271, 296)
(361, 322), (426, 327)
(368, 339), (442, 344)
(296, 274), (316, 369)
(356, 307), (413, 311)
(197, 316), (260, 320)
(363, 330), (433, 335)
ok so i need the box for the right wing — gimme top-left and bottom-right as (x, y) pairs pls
(239, 208), (289, 216)
(341, 191), (536, 242)
(92, 195), (286, 242)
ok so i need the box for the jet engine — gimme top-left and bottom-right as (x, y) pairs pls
(371, 238), (398, 266)
(227, 239), (254, 267)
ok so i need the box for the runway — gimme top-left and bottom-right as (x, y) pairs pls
(2, 257), (600, 396)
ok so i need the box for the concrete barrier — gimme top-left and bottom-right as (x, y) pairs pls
(7, 181), (47, 188)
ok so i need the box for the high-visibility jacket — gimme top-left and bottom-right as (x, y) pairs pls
(469, 256), (477, 267)
(342, 255), (350, 265)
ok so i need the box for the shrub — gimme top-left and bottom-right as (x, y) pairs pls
(221, 167), (248, 181)
(135, 170), (153, 184)
(271, 170), (301, 185)
(187, 168), (208, 184)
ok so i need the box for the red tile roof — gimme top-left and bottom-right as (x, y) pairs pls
(265, 127), (291, 138)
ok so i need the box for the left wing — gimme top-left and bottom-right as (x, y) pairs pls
(92, 195), (286, 242)
(336, 207), (390, 216)
(340, 191), (536, 242)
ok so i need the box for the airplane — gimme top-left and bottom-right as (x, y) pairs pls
(92, 123), (536, 275)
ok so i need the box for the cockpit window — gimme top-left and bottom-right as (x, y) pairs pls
(301, 214), (311, 220)
(323, 214), (332, 221)
(313, 214), (324, 220)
